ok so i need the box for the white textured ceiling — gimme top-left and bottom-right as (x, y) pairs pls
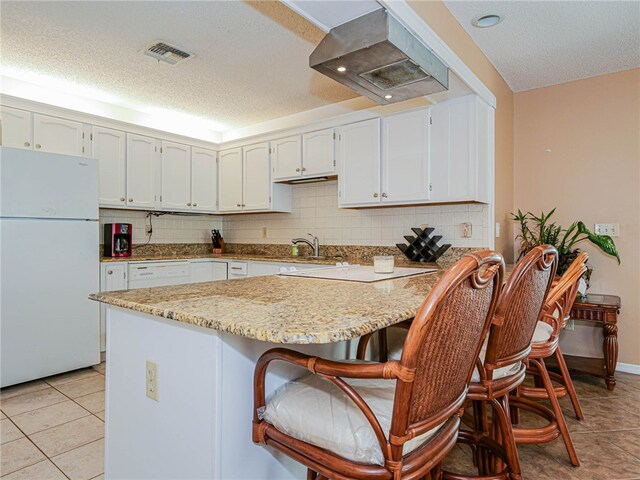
(0, 1), (357, 131)
(444, 1), (640, 92)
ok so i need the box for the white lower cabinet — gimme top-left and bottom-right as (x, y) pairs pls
(189, 259), (228, 282)
(99, 262), (128, 351)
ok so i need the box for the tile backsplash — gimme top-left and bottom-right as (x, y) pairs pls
(100, 181), (490, 248)
(99, 209), (223, 245)
(223, 181), (490, 248)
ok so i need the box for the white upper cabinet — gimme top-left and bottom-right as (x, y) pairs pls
(126, 133), (159, 209)
(302, 128), (335, 177)
(191, 147), (217, 213)
(160, 141), (191, 211)
(33, 114), (84, 156)
(337, 118), (381, 207)
(92, 126), (126, 207)
(381, 109), (430, 204)
(272, 136), (302, 181)
(0, 107), (32, 149)
(243, 142), (271, 211)
(430, 95), (490, 203)
(218, 148), (243, 212)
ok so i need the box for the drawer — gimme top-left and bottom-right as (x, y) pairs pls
(228, 261), (248, 276)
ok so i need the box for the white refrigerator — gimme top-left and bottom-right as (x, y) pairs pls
(0, 147), (100, 387)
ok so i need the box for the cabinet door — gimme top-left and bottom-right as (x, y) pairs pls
(100, 262), (127, 351)
(126, 134), (158, 209)
(190, 261), (214, 283)
(218, 148), (243, 212)
(92, 126), (126, 207)
(161, 141), (191, 211)
(302, 128), (335, 177)
(242, 142), (271, 211)
(212, 262), (227, 280)
(429, 97), (475, 202)
(33, 114), (84, 156)
(337, 119), (381, 206)
(272, 136), (302, 180)
(382, 110), (430, 204)
(191, 147), (217, 213)
(0, 107), (32, 149)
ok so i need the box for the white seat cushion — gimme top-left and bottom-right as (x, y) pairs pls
(532, 321), (554, 343)
(263, 374), (444, 466)
(387, 332), (519, 383)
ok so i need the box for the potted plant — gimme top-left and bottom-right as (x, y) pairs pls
(512, 209), (620, 295)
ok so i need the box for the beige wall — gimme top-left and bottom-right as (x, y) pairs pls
(409, 0), (515, 261)
(514, 69), (640, 366)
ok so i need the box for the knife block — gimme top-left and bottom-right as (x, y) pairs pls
(396, 227), (451, 263)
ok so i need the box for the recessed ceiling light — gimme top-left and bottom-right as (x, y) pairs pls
(384, 95), (393, 99)
(472, 14), (502, 28)
(337, 66), (347, 72)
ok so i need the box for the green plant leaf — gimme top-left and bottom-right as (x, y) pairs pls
(577, 222), (621, 263)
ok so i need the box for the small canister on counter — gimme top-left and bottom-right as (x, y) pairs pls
(373, 255), (394, 274)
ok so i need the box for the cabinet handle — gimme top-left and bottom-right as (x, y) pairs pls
(242, 204), (246, 207)
(24, 142), (31, 147)
(429, 183), (433, 192)
(296, 168), (300, 172)
(373, 193), (379, 198)
(120, 197), (125, 202)
(187, 202), (192, 206)
(128, 198), (133, 202)
(381, 193), (388, 198)
(193, 203), (197, 207)
(107, 270), (113, 275)
(35, 144), (41, 149)
(302, 167), (306, 172)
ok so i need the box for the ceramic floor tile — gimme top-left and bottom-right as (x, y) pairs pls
(94, 411), (105, 422)
(54, 376), (105, 399)
(51, 438), (104, 480)
(11, 400), (91, 435)
(516, 443), (581, 479)
(91, 363), (106, 375)
(0, 419), (24, 445)
(1, 411), (6, 419)
(74, 392), (105, 414)
(0, 438), (46, 476)
(0, 380), (49, 402)
(0, 388), (67, 417)
(2, 459), (67, 480)
(90, 475), (104, 480)
(608, 429), (640, 460)
(29, 415), (104, 458)
(44, 368), (100, 387)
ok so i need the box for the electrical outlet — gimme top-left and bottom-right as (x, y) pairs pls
(145, 224), (152, 234)
(262, 227), (268, 239)
(565, 319), (575, 331)
(594, 224), (619, 237)
(146, 360), (159, 401)
(495, 222), (501, 238)
(461, 222), (472, 238)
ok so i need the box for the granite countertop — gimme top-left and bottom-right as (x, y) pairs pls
(100, 252), (346, 265)
(89, 265), (446, 344)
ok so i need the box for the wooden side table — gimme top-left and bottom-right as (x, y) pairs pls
(565, 294), (622, 391)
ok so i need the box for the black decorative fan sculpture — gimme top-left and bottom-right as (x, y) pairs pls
(396, 227), (451, 263)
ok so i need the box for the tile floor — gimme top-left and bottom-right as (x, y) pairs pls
(1, 363), (105, 480)
(1, 364), (639, 479)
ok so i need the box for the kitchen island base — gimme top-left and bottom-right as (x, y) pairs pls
(104, 306), (355, 480)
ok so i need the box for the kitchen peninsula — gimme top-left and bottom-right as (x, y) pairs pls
(90, 264), (444, 479)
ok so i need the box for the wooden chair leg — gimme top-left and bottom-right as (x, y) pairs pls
(510, 385), (521, 425)
(489, 396), (523, 480)
(306, 468), (317, 480)
(532, 358), (580, 466)
(555, 346), (584, 420)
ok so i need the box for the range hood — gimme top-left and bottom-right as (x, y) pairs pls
(310, 9), (448, 105)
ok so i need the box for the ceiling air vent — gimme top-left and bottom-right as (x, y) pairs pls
(144, 42), (194, 65)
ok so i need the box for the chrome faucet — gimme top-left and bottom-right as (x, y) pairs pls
(292, 233), (320, 257)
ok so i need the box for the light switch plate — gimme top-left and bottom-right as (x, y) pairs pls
(461, 222), (472, 238)
(146, 360), (159, 401)
(594, 224), (619, 237)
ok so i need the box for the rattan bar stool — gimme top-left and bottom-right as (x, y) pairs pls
(253, 251), (504, 480)
(509, 252), (588, 467)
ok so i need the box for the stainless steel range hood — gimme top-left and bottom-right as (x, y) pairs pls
(310, 9), (448, 105)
